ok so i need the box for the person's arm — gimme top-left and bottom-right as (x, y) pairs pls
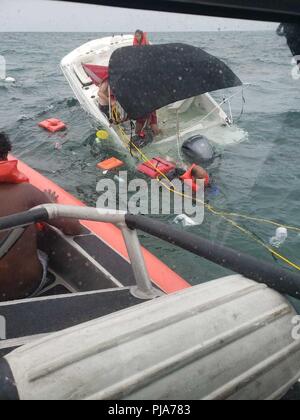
(27, 185), (83, 236)
(98, 81), (109, 105)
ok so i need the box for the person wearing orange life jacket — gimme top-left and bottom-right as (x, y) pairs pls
(133, 37), (162, 134)
(180, 166), (210, 192)
(0, 132), (82, 302)
(165, 158), (210, 192)
(133, 30), (149, 46)
(133, 30), (162, 138)
(186, 164), (211, 191)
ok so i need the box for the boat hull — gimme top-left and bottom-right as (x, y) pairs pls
(14, 156), (190, 294)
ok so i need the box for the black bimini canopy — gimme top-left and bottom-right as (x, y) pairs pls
(109, 43), (242, 120)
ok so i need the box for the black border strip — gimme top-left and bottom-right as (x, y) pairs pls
(58, 0), (300, 23)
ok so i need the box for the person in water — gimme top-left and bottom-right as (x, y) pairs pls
(165, 157), (210, 189)
(0, 132), (82, 301)
(191, 165), (210, 187)
(133, 30), (149, 46)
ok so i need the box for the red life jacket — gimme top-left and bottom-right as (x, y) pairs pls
(0, 160), (29, 184)
(133, 33), (149, 46)
(39, 118), (66, 133)
(137, 157), (176, 179)
(180, 164), (210, 192)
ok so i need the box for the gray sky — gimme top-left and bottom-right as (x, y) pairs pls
(0, 0), (277, 32)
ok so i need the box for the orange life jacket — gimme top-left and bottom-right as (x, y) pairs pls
(39, 118), (66, 133)
(180, 164), (210, 192)
(0, 160), (29, 184)
(133, 33), (149, 46)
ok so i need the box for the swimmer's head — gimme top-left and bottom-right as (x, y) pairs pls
(0, 132), (12, 161)
(191, 165), (207, 179)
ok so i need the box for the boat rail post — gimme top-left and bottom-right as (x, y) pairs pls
(119, 223), (163, 300)
(8, 204), (163, 300)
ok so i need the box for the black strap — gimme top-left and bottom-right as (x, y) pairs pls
(0, 227), (27, 260)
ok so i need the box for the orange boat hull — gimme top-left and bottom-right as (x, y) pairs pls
(12, 156), (190, 293)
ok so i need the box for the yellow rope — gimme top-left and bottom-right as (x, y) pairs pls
(211, 212), (300, 234)
(114, 125), (300, 272)
(159, 178), (300, 272)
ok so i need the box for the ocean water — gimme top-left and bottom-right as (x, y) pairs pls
(1, 31), (300, 398)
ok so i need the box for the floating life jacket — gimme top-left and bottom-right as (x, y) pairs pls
(133, 33), (149, 46)
(97, 157), (124, 171)
(0, 160), (29, 184)
(180, 164), (210, 192)
(137, 157), (176, 179)
(39, 118), (66, 133)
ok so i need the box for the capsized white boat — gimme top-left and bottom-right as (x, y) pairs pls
(61, 35), (247, 162)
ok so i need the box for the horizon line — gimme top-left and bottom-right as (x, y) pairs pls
(0, 29), (276, 33)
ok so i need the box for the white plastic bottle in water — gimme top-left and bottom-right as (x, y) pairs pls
(174, 214), (197, 227)
(5, 76), (16, 83)
(269, 227), (288, 248)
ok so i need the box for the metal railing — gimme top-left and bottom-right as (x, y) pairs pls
(1, 204), (300, 301)
(0, 205), (162, 300)
(35, 205), (163, 300)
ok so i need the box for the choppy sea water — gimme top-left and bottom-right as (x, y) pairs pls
(1, 31), (300, 398)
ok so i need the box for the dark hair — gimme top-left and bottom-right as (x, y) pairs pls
(0, 132), (12, 160)
(135, 30), (143, 36)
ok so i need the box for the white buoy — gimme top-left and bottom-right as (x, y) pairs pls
(174, 214), (198, 227)
(270, 227), (288, 248)
(5, 76), (16, 83)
